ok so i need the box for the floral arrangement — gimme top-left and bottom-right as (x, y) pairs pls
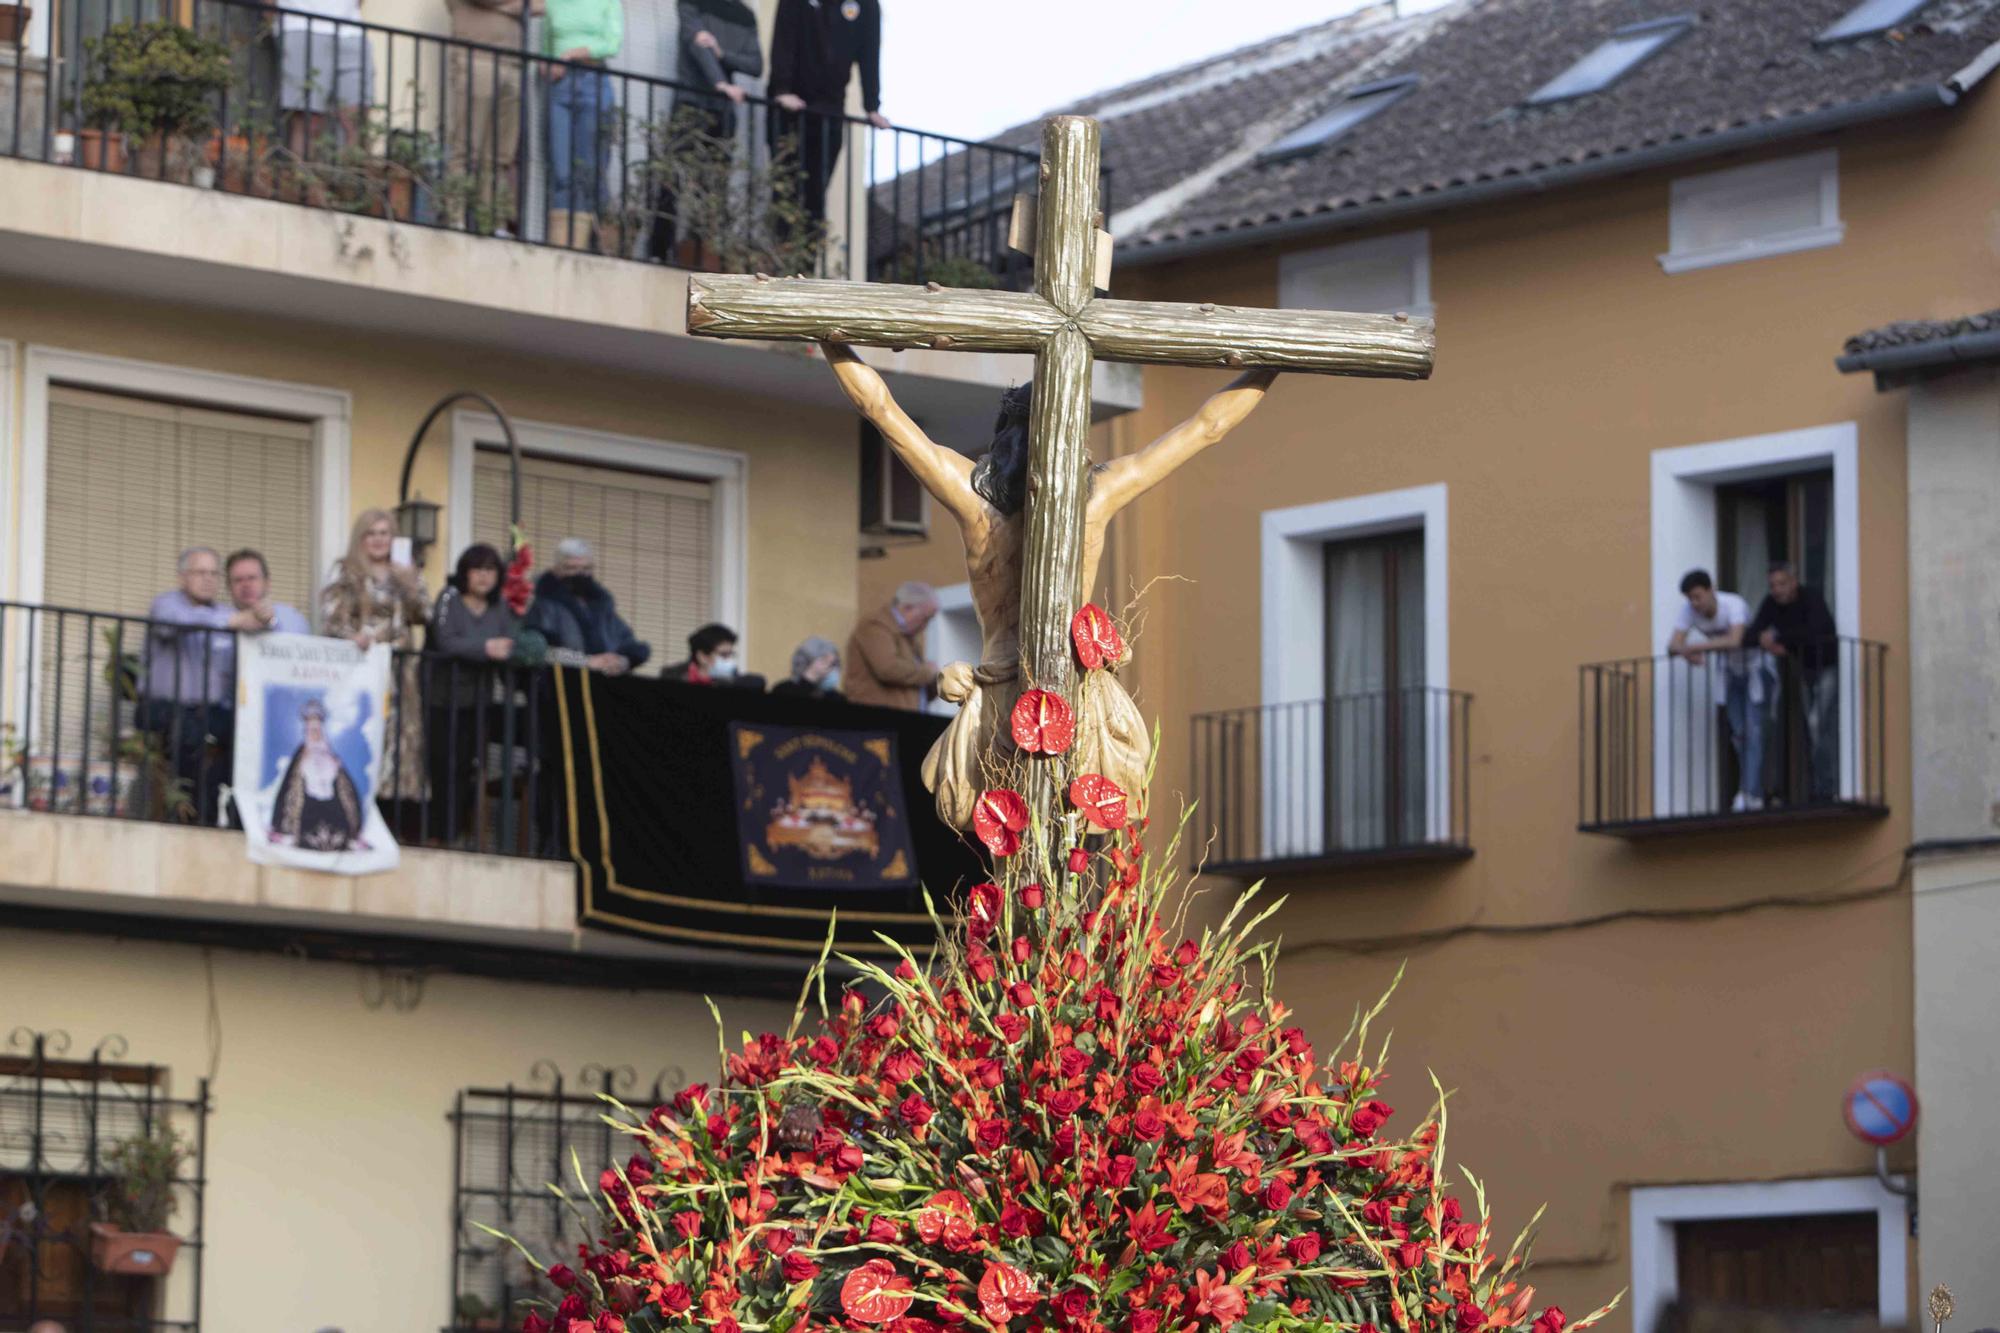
(503, 528), (537, 617)
(506, 605), (1612, 1333)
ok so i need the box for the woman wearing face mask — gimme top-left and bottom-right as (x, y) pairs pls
(662, 622), (743, 685)
(771, 635), (844, 700)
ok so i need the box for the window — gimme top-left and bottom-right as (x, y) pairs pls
(1323, 529), (1430, 850)
(1527, 17), (1691, 104)
(1279, 230), (1432, 318)
(0, 1032), (208, 1331)
(1675, 1213), (1880, 1317)
(1662, 150), (1841, 273)
(473, 447), (714, 663)
(1258, 77), (1419, 163)
(1818, 0), (1931, 42)
(860, 421), (928, 537)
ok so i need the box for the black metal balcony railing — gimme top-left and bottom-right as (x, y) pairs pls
(0, 600), (558, 859)
(1578, 637), (1888, 835)
(0, 0), (1067, 289)
(1190, 688), (1473, 874)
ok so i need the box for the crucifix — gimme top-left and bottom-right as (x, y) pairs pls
(688, 116), (1433, 829)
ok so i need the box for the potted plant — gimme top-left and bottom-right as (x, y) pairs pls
(90, 1123), (187, 1276)
(0, 3), (31, 48)
(79, 19), (232, 183)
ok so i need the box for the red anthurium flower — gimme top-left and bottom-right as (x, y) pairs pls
(967, 882), (1004, 937)
(1010, 689), (1075, 756)
(1070, 603), (1125, 671)
(841, 1259), (916, 1324)
(1068, 774), (1128, 830)
(978, 1261), (1039, 1326)
(973, 790), (1030, 856)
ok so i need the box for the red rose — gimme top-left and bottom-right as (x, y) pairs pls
(1067, 773), (1129, 830)
(1150, 961), (1181, 988)
(1441, 1197), (1464, 1224)
(809, 1036), (839, 1064)
(1058, 1046), (1091, 1078)
(1533, 1310), (1566, 1333)
(716, 1319), (741, 1333)
(548, 1264), (578, 1290)
(767, 1228), (796, 1256)
(1067, 847), (1090, 874)
(1174, 939), (1199, 966)
(557, 1293), (587, 1321)
(973, 790), (1030, 856)
(1223, 1241), (1254, 1271)
(1131, 1109), (1166, 1142)
(898, 1094), (934, 1128)
(1128, 1063), (1165, 1094)
(782, 1252), (822, 1282)
(1008, 981), (1035, 1008)
(842, 1259), (917, 1325)
(1454, 1304), (1485, 1333)
(868, 1216), (903, 1244)
(1399, 1241), (1426, 1270)
(596, 1316), (625, 1333)
(1045, 1089), (1084, 1118)
(975, 1117), (1009, 1151)
(868, 1012), (901, 1039)
(995, 1013), (1027, 1042)
(1010, 688), (1075, 755)
(967, 882), (1004, 937)
(1360, 1199), (1394, 1228)
(1011, 935), (1033, 963)
(1019, 882), (1045, 909)
(1130, 1313), (1161, 1333)
(523, 1316), (552, 1333)
(999, 1202), (1044, 1237)
(972, 1058), (1004, 1088)
(1070, 604), (1126, 671)
(1286, 1233), (1322, 1264)
(657, 1283), (693, 1314)
(970, 951), (998, 983)
(1055, 1288), (1092, 1324)
(1106, 1153), (1137, 1186)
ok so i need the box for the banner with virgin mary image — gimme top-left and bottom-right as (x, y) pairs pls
(233, 632), (399, 874)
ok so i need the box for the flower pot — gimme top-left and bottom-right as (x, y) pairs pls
(205, 131), (271, 194)
(89, 1222), (182, 1276)
(130, 132), (200, 184)
(78, 127), (126, 173)
(0, 5), (31, 47)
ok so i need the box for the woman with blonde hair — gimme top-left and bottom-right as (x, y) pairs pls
(319, 508), (431, 806)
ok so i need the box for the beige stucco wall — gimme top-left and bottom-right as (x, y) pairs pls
(863, 93), (2000, 1326)
(0, 273), (860, 679)
(0, 925), (790, 1333)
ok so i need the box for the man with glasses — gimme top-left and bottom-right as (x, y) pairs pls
(143, 547), (270, 824)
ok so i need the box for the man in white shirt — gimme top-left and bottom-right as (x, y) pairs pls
(1669, 567), (1765, 812)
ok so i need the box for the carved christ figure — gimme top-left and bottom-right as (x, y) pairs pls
(822, 344), (1280, 830)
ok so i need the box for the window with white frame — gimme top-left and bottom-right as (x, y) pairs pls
(1661, 150), (1842, 274)
(1279, 230), (1432, 318)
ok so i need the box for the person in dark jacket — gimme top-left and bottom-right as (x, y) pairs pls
(426, 543), (522, 842)
(1747, 561), (1840, 803)
(661, 622), (742, 684)
(522, 538), (650, 673)
(766, 0), (889, 235)
(771, 634), (843, 700)
(650, 0), (763, 263)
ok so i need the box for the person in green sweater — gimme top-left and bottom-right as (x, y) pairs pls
(544, 0), (621, 249)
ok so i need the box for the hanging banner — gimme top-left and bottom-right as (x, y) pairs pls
(730, 722), (918, 892)
(233, 632), (400, 875)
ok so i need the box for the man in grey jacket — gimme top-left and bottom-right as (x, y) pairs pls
(650, 0), (762, 263)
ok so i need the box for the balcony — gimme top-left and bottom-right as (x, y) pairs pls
(1577, 638), (1889, 836)
(0, 0), (1041, 287)
(1189, 688), (1473, 876)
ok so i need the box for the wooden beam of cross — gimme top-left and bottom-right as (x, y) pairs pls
(687, 116), (1434, 709)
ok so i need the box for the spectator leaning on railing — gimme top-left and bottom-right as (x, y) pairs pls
(767, 0), (889, 236)
(1668, 567), (1765, 813)
(649, 0), (763, 265)
(426, 542), (524, 842)
(522, 538), (649, 673)
(445, 0), (544, 235)
(321, 509), (432, 806)
(543, 0), (622, 251)
(1748, 560), (1841, 804)
(143, 546), (258, 824)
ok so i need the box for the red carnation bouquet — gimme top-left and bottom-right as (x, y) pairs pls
(503, 526), (536, 617)
(502, 605), (1614, 1333)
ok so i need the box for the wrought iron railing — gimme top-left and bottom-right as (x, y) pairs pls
(0, 1029), (209, 1331)
(0, 0), (1056, 287)
(1189, 687), (1472, 872)
(446, 1061), (684, 1332)
(1577, 637), (1888, 833)
(0, 599), (558, 859)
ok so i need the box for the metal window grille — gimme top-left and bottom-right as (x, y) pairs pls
(446, 1062), (684, 1333)
(0, 1030), (209, 1332)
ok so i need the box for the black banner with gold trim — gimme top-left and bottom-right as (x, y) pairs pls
(549, 669), (980, 956)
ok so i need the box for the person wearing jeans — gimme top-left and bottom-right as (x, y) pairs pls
(543, 0), (622, 248)
(1669, 568), (1764, 813)
(1748, 560), (1841, 804)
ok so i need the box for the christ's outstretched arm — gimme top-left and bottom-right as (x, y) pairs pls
(821, 344), (985, 529)
(1088, 369), (1279, 521)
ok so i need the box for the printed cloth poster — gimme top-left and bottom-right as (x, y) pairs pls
(233, 632), (399, 874)
(730, 723), (918, 891)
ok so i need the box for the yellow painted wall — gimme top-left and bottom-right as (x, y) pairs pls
(0, 278), (862, 679)
(859, 94), (2000, 1324)
(0, 926), (790, 1333)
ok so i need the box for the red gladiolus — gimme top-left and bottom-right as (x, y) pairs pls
(841, 1259), (916, 1325)
(1068, 773), (1129, 831)
(978, 1261), (1039, 1326)
(1011, 689), (1075, 755)
(894, 958), (918, 981)
(973, 790), (1030, 856)
(1070, 603), (1125, 670)
(1533, 1309), (1567, 1333)
(672, 1210), (702, 1239)
(503, 540), (536, 616)
(1067, 847), (1090, 874)
(781, 1252), (821, 1282)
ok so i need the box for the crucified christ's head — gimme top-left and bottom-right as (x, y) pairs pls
(972, 382), (1103, 517)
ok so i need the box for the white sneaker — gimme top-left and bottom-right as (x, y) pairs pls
(1731, 793), (1763, 813)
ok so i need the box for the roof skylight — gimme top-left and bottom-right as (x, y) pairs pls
(1817, 0), (1930, 41)
(1258, 77), (1420, 163)
(1526, 16), (1692, 105)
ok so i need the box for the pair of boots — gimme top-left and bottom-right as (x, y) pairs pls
(547, 208), (614, 254)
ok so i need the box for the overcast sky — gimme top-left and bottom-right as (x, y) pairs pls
(876, 0), (1451, 145)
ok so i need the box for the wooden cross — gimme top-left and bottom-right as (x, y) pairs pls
(688, 116), (1433, 708)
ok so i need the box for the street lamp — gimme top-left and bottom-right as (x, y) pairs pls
(398, 390), (523, 567)
(395, 493), (441, 566)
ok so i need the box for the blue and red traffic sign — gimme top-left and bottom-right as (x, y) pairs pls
(1843, 1071), (1918, 1146)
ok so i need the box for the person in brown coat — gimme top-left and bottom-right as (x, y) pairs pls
(845, 582), (939, 710)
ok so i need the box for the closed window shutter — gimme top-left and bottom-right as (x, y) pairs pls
(38, 387), (314, 761)
(474, 447), (713, 665)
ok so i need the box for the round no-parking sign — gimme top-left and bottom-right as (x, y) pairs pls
(1842, 1071), (1918, 1146)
